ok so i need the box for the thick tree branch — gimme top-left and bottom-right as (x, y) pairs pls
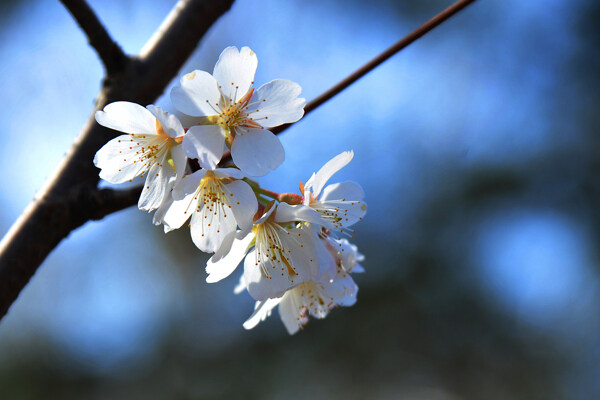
(59, 0), (128, 75)
(87, 187), (144, 221)
(0, 0), (234, 320)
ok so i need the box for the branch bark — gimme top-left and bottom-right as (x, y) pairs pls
(59, 0), (127, 75)
(0, 0), (234, 320)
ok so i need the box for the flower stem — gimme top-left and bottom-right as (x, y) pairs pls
(258, 188), (281, 200)
(257, 196), (271, 207)
(243, 177), (260, 190)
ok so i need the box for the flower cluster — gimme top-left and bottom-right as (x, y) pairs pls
(93, 46), (367, 334)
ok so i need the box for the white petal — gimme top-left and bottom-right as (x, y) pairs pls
(146, 105), (184, 138)
(189, 196), (237, 253)
(94, 135), (146, 183)
(95, 101), (156, 134)
(307, 228), (336, 282)
(288, 228), (322, 284)
(213, 167), (245, 180)
(323, 272), (355, 299)
(170, 143), (187, 183)
(356, 248), (365, 263)
(162, 192), (195, 231)
(321, 181), (365, 202)
(211, 230), (251, 263)
(324, 274), (359, 307)
(171, 70), (221, 116)
(183, 125), (226, 170)
(353, 264), (365, 273)
(153, 191), (174, 227)
(206, 231), (255, 283)
(335, 238), (365, 273)
(254, 202), (277, 225)
(336, 288), (358, 307)
(213, 46), (257, 103)
(225, 180), (258, 232)
(321, 198), (367, 229)
(173, 169), (206, 199)
(233, 273), (246, 294)
(278, 293), (302, 335)
(138, 162), (174, 211)
(242, 297), (282, 330)
(231, 128), (284, 176)
(244, 226), (314, 301)
(305, 151), (354, 198)
(249, 79), (305, 128)
(244, 249), (292, 301)
(275, 202), (328, 227)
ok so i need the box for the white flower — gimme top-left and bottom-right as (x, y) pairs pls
(328, 238), (365, 274)
(242, 264), (359, 335)
(241, 226), (366, 334)
(171, 46), (305, 177)
(161, 163), (257, 254)
(205, 203), (322, 299)
(303, 151), (367, 235)
(94, 102), (186, 211)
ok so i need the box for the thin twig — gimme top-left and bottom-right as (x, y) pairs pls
(59, 0), (128, 75)
(271, 0), (478, 136)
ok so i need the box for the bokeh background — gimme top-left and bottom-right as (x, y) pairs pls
(0, 0), (599, 398)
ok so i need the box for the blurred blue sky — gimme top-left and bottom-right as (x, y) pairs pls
(0, 0), (598, 393)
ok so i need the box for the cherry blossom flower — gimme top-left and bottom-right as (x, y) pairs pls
(328, 238), (365, 274)
(302, 151), (367, 235)
(171, 46), (305, 177)
(94, 102), (186, 211)
(160, 159), (257, 254)
(242, 238), (363, 334)
(205, 202), (323, 299)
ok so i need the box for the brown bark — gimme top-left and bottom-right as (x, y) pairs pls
(0, 0), (234, 319)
